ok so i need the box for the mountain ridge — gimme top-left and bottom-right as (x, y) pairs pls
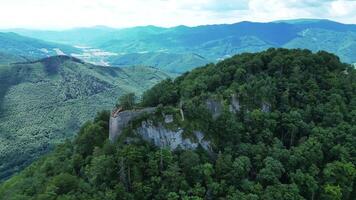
(1, 49), (354, 199)
(0, 55), (172, 181)
(0, 32), (81, 60)
(3, 19), (356, 72)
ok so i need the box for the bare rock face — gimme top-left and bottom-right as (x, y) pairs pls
(206, 98), (222, 120)
(261, 102), (271, 113)
(229, 94), (241, 113)
(194, 131), (211, 151)
(137, 120), (211, 151)
(164, 114), (174, 124)
(109, 104), (212, 151)
(109, 107), (156, 142)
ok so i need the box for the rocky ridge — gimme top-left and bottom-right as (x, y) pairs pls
(108, 95), (256, 151)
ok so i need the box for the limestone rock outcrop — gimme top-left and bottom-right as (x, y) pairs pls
(137, 121), (211, 151)
(261, 102), (271, 112)
(229, 94), (241, 113)
(109, 107), (156, 142)
(109, 106), (211, 151)
(206, 98), (222, 119)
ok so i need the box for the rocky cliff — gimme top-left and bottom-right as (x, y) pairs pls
(138, 120), (211, 151)
(108, 94), (270, 151)
(205, 98), (223, 120)
(109, 107), (157, 141)
(109, 107), (212, 151)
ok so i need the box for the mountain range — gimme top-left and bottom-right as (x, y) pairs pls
(0, 18), (355, 182)
(3, 19), (356, 72)
(0, 32), (80, 62)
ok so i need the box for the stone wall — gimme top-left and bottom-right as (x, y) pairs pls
(109, 94), (270, 151)
(109, 107), (156, 142)
(109, 106), (211, 151)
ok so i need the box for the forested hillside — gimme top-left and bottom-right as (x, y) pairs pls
(0, 56), (172, 181)
(0, 32), (80, 60)
(0, 49), (355, 200)
(0, 52), (25, 64)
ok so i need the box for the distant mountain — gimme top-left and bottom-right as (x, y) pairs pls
(284, 28), (356, 63)
(0, 55), (172, 181)
(0, 32), (81, 61)
(273, 18), (327, 24)
(0, 52), (26, 64)
(108, 52), (209, 73)
(7, 19), (356, 72)
(8, 26), (117, 45)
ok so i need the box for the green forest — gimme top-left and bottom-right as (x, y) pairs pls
(0, 56), (172, 181)
(0, 49), (355, 200)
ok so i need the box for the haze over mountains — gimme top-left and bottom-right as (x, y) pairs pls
(3, 19), (356, 73)
(0, 32), (80, 62)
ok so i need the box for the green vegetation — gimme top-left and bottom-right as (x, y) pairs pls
(0, 52), (26, 64)
(284, 28), (356, 63)
(0, 49), (354, 199)
(0, 56), (172, 181)
(108, 52), (209, 73)
(117, 93), (136, 110)
(0, 32), (80, 60)
(9, 19), (356, 72)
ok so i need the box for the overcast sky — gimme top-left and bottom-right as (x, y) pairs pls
(0, 0), (356, 29)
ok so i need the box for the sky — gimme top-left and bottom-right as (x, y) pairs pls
(0, 0), (356, 29)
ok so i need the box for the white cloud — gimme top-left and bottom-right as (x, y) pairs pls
(0, 0), (355, 29)
(330, 0), (356, 17)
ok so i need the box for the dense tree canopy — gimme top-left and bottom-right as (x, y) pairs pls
(117, 93), (136, 110)
(0, 49), (355, 200)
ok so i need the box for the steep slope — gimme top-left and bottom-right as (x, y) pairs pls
(0, 56), (172, 181)
(283, 28), (356, 63)
(0, 49), (354, 199)
(0, 52), (26, 64)
(0, 32), (80, 60)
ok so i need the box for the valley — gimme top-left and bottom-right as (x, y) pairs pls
(0, 55), (172, 181)
(6, 19), (356, 73)
(71, 45), (118, 66)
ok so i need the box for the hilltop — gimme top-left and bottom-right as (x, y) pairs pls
(1, 49), (354, 199)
